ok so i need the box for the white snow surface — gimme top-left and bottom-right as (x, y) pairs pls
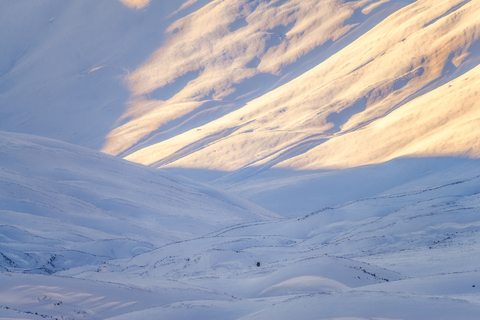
(0, 0), (196, 149)
(2, 131), (480, 319)
(0, 131), (276, 273)
(1, 0), (480, 319)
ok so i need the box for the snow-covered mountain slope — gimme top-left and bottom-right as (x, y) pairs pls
(0, 131), (277, 274)
(3, 0), (480, 319)
(122, 0), (480, 172)
(32, 155), (480, 319)
(205, 156), (480, 217)
(5, 0), (479, 174)
(3, 130), (480, 319)
(104, 0), (407, 156)
(280, 62), (480, 170)
(0, 0), (198, 150)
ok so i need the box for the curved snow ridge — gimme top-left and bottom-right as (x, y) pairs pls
(123, 0), (480, 173)
(0, 131), (278, 273)
(105, 0), (408, 157)
(257, 276), (349, 297)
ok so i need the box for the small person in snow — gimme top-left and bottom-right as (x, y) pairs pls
(256, 262), (260, 267)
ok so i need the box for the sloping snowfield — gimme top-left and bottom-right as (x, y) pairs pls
(2, 132), (480, 319)
(2, 0), (480, 319)
(0, 131), (276, 273)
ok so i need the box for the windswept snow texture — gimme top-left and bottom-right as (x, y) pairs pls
(121, 0), (480, 172)
(0, 0), (199, 149)
(0, 131), (276, 274)
(3, 0), (480, 170)
(2, 0), (480, 319)
(2, 133), (480, 318)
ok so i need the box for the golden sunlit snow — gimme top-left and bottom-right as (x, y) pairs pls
(111, 0), (480, 172)
(119, 0), (150, 9)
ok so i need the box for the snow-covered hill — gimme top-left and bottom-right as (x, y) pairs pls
(2, 134), (480, 319)
(120, 0), (480, 173)
(3, 0), (479, 171)
(0, 131), (276, 274)
(2, 0), (480, 319)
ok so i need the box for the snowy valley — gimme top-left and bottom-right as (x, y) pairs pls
(1, 0), (480, 319)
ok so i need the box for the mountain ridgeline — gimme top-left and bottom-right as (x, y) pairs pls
(2, 1), (480, 319)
